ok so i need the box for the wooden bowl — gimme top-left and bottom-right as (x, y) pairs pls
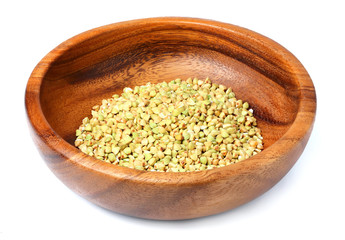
(25, 17), (316, 220)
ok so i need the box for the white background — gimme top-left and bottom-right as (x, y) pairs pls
(1, 0), (344, 239)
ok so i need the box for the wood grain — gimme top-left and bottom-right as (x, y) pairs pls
(25, 17), (316, 220)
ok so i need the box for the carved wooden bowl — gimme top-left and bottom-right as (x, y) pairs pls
(25, 17), (316, 220)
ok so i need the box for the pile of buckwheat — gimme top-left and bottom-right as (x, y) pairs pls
(75, 78), (263, 172)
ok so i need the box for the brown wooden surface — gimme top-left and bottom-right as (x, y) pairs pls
(25, 17), (316, 220)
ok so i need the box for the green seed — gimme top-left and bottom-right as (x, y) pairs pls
(187, 142), (195, 150)
(144, 153), (152, 161)
(108, 153), (116, 162)
(149, 122), (157, 129)
(122, 135), (132, 144)
(228, 92), (235, 98)
(175, 134), (183, 141)
(85, 134), (92, 140)
(164, 148), (172, 155)
(207, 135), (215, 142)
(117, 123), (126, 129)
(148, 135), (155, 143)
(123, 147), (132, 155)
(183, 132), (190, 140)
(105, 135), (112, 142)
(216, 136), (223, 144)
(150, 90), (157, 97)
(126, 112), (134, 119)
(163, 156), (171, 165)
(172, 109), (180, 116)
(111, 106), (119, 114)
(168, 105), (175, 112)
(152, 127), (160, 134)
(237, 116), (245, 123)
(148, 157), (157, 166)
(135, 165), (144, 170)
(221, 131), (229, 138)
(98, 114), (104, 121)
(200, 156), (207, 164)
(84, 124), (92, 131)
(157, 151), (165, 159)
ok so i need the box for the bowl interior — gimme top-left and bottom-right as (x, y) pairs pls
(39, 20), (300, 151)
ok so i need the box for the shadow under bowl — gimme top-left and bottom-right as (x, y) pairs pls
(25, 17), (316, 220)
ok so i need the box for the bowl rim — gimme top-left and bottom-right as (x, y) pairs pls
(25, 17), (316, 185)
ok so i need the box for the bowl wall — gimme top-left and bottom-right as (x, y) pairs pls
(40, 19), (299, 149)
